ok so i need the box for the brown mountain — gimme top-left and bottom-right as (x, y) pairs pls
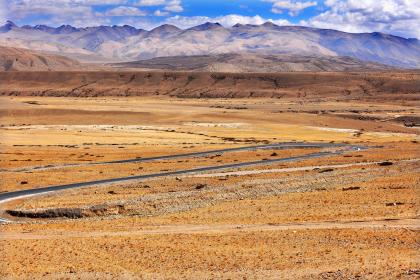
(0, 46), (81, 71)
(111, 53), (395, 72)
(1, 71), (418, 103)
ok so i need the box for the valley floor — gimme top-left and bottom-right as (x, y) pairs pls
(0, 96), (419, 279)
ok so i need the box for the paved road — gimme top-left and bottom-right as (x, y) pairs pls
(0, 142), (363, 223)
(5, 142), (351, 172)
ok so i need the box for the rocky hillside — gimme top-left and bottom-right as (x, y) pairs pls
(0, 71), (418, 102)
(112, 53), (394, 72)
(0, 46), (81, 71)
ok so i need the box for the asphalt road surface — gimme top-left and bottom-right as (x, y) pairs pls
(7, 142), (350, 172)
(0, 142), (364, 223)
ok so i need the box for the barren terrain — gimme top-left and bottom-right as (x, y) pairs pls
(0, 46), (82, 71)
(111, 53), (395, 72)
(1, 71), (419, 102)
(0, 74), (419, 279)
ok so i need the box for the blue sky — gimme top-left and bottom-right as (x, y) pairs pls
(1, 0), (419, 38)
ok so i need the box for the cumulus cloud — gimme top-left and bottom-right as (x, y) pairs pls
(164, 14), (291, 29)
(304, 0), (420, 38)
(164, 0), (183, 12)
(154, 9), (169, 16)
(73, 0), (126, 4)
(0, 0), (6, 24)
(135, 0), (183, 13)
(135, 0), (166, 6)
(8, 0), (114, 26)
(266, 0), (317, 16)
(105, 6), (147, 16)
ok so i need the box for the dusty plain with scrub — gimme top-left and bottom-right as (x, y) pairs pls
(0, 71), (419, 279)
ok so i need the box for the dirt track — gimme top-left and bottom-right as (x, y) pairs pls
(1, 218), (418, 240)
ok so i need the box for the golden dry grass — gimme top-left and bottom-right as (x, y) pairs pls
(0, 95), (419, 279)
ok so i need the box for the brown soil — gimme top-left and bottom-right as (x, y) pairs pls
(0, 71), (419, 102)
(0, 93), (419, 279)
(0, 46), (81, 71)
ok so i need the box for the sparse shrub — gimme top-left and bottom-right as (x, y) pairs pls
(195, 184), (207, 190)
(378, 162), (393, 166)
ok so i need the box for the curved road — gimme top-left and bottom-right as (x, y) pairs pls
(6, 142), (349, 172)
(0, 142), (364, 223)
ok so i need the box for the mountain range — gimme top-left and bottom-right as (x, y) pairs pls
(112, 53), (394, 72)
(0, 20), (419, 68)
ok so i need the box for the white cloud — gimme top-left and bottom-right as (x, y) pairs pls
(105, 6), (147, 16)
(164, 0), (183, 12)
(8, 0), (113, 26)
(73, 0), (126, 4)
(304, 0), (420, 38)
(135, 0), (183, 13)
(135, 0), (166, 6)
(0, 0), (6, 24)
(266, 0), (317, 16)
(164, 14), (291, 29)
(5, 0), (184, 28)
(154, 9), (169, 16)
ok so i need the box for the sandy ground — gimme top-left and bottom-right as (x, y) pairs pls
(0, 95), (419, 279)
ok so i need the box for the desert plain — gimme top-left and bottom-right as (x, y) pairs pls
(0, 71), (419, 279)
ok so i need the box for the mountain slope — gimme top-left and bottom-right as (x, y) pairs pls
(0, 21), (419, 68)
(1, 71), (418, 101)
(112, 53), (394, 72)
(0, 46), (81, 71)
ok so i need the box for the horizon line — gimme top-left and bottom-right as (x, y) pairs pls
(2, 20), (418, 40)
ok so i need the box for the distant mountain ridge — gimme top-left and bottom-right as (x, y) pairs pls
(112, 53), (395, 72)
(0, 20), (419, 68)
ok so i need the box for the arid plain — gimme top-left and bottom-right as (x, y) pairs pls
(0, 71), (419, 279)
